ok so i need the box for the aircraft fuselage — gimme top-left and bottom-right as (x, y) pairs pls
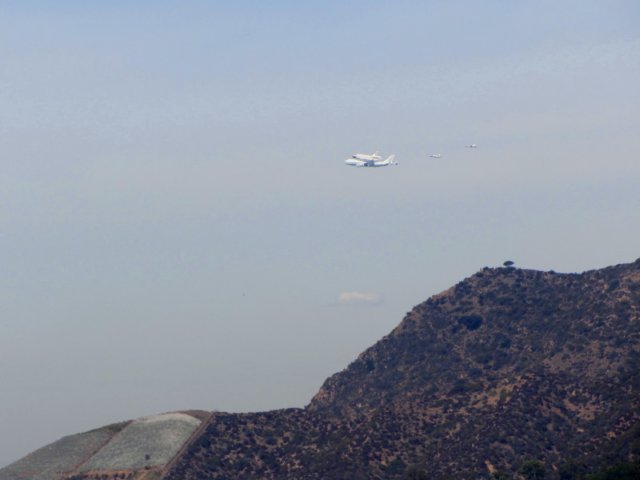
(344, 154), (396, 168)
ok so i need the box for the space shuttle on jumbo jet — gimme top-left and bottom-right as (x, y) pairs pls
(351, 151), (382, 161)
(345, 152), (397, 168)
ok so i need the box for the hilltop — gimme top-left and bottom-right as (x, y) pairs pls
(2, 260), (639, 479)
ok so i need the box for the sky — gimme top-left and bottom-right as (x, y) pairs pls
(1, 0), (639, 467)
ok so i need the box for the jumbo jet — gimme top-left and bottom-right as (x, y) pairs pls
(345, 154), (397, 168)
(428, 154), (442, 158)
(465, 143), (478, 148)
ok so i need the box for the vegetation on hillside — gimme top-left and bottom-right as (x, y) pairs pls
(4, 260), (639, 479)
(164, 259), (640, 479)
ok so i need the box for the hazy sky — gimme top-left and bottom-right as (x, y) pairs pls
(1, 0), (639, 466)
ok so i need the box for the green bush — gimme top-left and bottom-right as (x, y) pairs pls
(519, 460), (546, 480)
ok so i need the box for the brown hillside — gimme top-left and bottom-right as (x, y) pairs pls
(4, 260), (639, 479)
(164, 259), (640, 479)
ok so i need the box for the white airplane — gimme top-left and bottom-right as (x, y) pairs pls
(428, 154), (442, 158)
(465, 144), (478, 148)
(351, 151), (382, 161)
(345, 154), (397, 168)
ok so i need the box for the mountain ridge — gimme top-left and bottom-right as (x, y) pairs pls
(3, 259), (639, 479)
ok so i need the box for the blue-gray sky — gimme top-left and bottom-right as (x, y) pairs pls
(1, 0), (639, 466)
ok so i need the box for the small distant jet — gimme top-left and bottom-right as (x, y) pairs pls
(465, 144), (478, 148)
(428, 154), (442, 158)
(345, 154), (397, 168)
(351, 151), (382, 161)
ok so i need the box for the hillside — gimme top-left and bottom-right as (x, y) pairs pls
(305, 261), (640, 477)
(2, 260), (639, 479)
(0, 412), (207, 480)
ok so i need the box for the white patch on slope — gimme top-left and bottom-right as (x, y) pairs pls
(78, 412), (201, 471)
